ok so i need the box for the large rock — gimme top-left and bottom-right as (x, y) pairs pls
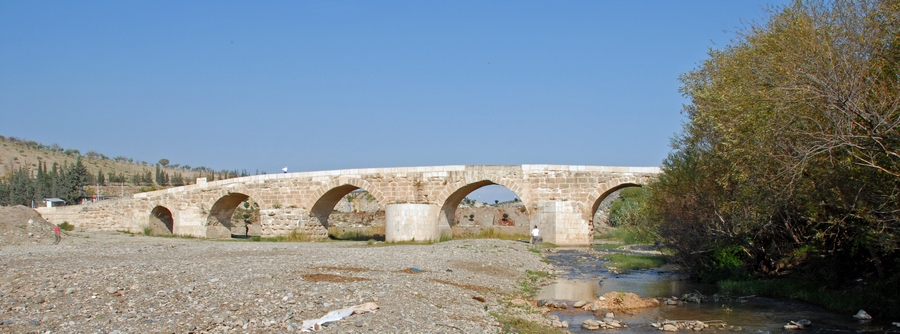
(853, 309), (872, 320)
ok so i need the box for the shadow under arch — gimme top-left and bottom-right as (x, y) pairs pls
(206, 192), (250, 238)
(589, 182), (643, 225)
(309, 184), (369, 229)
(438, 180), (524, 229)
(149, 205), (174, 235)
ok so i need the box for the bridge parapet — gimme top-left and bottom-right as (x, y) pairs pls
(40, 165), (660, 245)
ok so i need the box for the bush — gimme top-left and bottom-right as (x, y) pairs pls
(604, 253), (667, 272)
(697, 245), (750, 282)
(59, 222), (75, 231)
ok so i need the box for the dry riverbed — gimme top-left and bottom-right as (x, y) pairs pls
(0, 226), (554, 333)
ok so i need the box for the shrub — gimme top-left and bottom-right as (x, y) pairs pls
(697, 245), (750, 282)
(59, 222), (75, 231)
(604, 253), (667, 272)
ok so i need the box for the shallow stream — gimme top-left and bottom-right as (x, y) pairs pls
(537, 248), (890, 333)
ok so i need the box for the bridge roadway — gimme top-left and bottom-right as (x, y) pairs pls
(38, 164), (659, 246)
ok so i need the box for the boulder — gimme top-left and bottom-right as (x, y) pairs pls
(582, 319), (601, 330)
(853, 309), (872, 320)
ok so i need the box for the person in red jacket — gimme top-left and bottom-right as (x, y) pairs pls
(53, 224), (61, 245)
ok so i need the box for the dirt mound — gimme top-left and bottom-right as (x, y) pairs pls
(587, 292), (660, 311)
(0, 205), (56, 246)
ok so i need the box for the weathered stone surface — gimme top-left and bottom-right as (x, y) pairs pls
(37, 165), (659, 245)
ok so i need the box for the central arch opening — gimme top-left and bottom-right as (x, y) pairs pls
(310, 185), (385, 241)
(439, 182), (526, 240)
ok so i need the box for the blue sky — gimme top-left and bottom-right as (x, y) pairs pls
(1, 1), (786, 181)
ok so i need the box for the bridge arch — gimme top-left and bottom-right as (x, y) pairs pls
(585, 176), (645, 223)
(308, 178), (386, 230)
(148, 205), (174, 235)
(206, 192), (252, 238)
(437, 178), (528, 229)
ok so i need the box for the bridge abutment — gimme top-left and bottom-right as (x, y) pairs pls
(533, 200), (592, 246)
(385, 203), (440, 242)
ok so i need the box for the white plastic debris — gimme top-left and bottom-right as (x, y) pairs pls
(300, 302), (380, 332)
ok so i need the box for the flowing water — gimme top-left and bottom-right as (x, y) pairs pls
(537, 248), (891, 333)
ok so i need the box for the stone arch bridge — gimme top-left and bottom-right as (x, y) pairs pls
(38, 165), (659, 245)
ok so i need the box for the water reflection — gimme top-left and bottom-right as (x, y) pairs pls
(539, 249), (883, 333)
(535, 279), (599, 301)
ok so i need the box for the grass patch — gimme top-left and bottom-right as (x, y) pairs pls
(492, 313), (566, 334)
(439, 233), (453, 242)
(58, 221), (75, 231)
(257, 229), (316, 242)
(518, 269), (552, 296)
(328, 226), (385, 241)
(451, 227), (528, 241)
(604, 253), (666, 272)
(142, 226), (152, 236)
(595, 227), (652, 244)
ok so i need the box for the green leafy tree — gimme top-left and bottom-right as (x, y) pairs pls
(648, 0), (900, 284)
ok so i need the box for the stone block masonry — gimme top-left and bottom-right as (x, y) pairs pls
(37, 165), (659, 245)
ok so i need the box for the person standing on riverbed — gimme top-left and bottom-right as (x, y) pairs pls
(531, 225), (540, 245)
(53, 224), (61, 245)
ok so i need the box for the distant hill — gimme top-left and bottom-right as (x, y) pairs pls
(0, 135), (239, 198)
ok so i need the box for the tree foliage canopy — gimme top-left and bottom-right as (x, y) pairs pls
(647, 0), (900, 287)
(0, 157), (91, 206)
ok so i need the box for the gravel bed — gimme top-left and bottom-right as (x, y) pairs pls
(0, 231), (551, 333)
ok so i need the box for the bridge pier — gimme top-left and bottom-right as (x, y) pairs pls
(385, 203), (440, 242)
(174, 207), (208, 238)
(533, 200), (592, 246)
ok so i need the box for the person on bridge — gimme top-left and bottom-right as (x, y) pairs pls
(531, 225), (540, 245)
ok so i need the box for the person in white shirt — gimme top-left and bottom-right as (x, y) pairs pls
(531, 225), (540, 245)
